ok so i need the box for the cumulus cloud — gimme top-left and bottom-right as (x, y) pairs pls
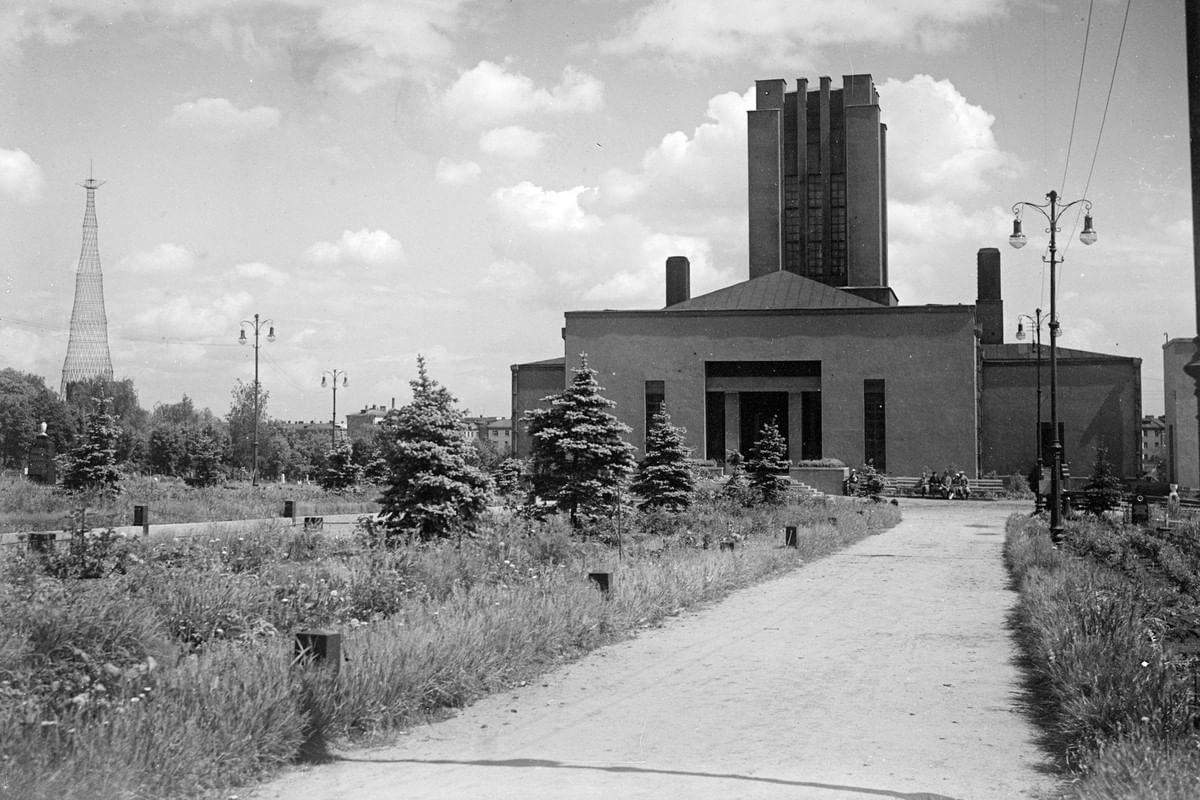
(310, 1), (467, 91)
(435, 157), (481, 185)
(0, 147), (44, 204)
(304, 229), (405, 267)
(232, 261), (288, 285)
(479, 126), (550, 160)
(444, 61), (603, 128)
(880, 75), (1017, 201)
(1, 2), (472, 92)
(118, 242), (198, 274)
(486, 181), (734, 309)
(591, 88), (750, 235)
(602, 0), (1000, 63)
(127, 290), (251, 340)
(162, 97), (280, 142)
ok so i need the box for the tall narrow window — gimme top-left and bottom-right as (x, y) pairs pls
(801, 391), (822, 460)
(705, 391), (725, 462)
(864, 379), (885, 472)
(645, 380), (665, 444)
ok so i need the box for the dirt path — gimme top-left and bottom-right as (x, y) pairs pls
(252, 500), (1061, 800)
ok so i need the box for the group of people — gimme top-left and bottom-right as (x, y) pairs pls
(916, 469), (971, 499)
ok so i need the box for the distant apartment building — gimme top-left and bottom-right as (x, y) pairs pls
(345, 404), (390, 440)
(464, 416), (513, 455)
(1141, 415), (1166, 479)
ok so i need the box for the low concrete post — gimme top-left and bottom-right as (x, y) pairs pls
(719, 540), (735, 552)
(133, 504), (150, 535)
(28, 532), (56, 554)
(587, 571), (613, 598)
(784, 526), (798, 547)
(294, 630), (342, 675)
(283, 499), (296, 520)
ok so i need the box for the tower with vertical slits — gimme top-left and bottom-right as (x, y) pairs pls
(60, 173), (114, 396)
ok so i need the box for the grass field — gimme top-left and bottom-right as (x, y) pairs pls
(0, 472), (379, 534)
(1005, 513), (1200, 799)
(1, 491), (898, 800)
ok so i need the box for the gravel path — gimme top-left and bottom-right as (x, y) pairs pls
(252, 499), (1061, 800)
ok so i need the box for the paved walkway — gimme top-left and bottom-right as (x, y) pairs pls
(253, 500), (1061, 800)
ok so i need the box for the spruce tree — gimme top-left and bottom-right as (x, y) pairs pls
(319, 441), (362, 492)
(524, 355), (636, 526)
(1083, 445), (1123, 514)
(632, 404), (695, 511)
(183, 425), (225, 488)
(378, 356), (492, 542)
(745, 418), (791, 505)
(59, 399), (122, 498)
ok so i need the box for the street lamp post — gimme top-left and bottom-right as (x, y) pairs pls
(321, 369), (348, 450)
(1016, 309), (1047, 512)
(238, 313), (275, 486)
(1009, 190), (1097, 541)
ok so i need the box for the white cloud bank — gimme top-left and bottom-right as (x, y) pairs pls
(444, 61), (603, 128)
(162, 97), (280, 142)
(435, 157), (481, 185)
(305, 229), (405, 267)
(602, 0), (1002, 63)
(0, 147), (44, 204)
(479, 126), (550, 160)
(118, 243), (198, 274)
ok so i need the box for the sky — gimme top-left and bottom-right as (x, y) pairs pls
(0, 0), (1191, 425)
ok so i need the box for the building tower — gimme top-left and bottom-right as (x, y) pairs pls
(60, 173), (114, 396)
(747, 74), (890, 301)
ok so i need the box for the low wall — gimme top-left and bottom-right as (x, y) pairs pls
(792, 466), (849, 496)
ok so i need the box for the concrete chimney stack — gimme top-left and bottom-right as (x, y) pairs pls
(976, 248), (1003, 345)
(666, 256), (691, 306)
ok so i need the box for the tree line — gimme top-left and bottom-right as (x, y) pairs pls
(2, 354), (794, 541)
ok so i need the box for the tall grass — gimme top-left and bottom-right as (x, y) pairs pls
(0, 472), (379, 533)
(1004, 514), (1200, 798)
(1, 496), (895, 800)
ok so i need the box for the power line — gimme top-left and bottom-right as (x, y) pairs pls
(1080, 0), (1133, 202)
(1, 314), (244, 347)
(1059, 0), (1096, 194)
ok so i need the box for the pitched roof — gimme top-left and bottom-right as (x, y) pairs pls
(980, 343), (1141, 363)
(665, 270), (882, 311)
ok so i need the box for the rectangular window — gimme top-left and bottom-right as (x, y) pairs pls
(801, 391), (822, 460)
(864, 379), (885, 472)
(706, 391), (725, 462)
(645, 381), (665, 442)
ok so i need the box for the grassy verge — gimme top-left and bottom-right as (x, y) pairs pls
(1004, 514), (1200, 799)
(1, 495), (898, 800)
(0, 472), (378, 533)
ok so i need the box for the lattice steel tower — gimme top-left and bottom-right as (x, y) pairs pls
(60, 173), (114, 396)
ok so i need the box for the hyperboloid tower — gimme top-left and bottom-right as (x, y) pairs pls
(60, 173), (114, 396)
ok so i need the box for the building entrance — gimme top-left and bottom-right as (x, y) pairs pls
(739, 391), (788, 458)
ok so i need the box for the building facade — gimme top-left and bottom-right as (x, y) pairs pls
(1164, 338), (1199, 488)
(1141, 415), (1167, 479)
(512, 73), (1140, 483)
(748, 75), (888, 296)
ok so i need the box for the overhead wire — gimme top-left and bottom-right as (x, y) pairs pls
(1060, 0), (1132, 273)
(1059, 0), (1095, 195)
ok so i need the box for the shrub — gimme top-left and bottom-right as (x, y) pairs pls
(744, 419), (791, 505)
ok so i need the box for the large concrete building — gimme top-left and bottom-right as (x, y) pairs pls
(512, 74), (1141, 482)
(1164, 338), (1199, 488)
